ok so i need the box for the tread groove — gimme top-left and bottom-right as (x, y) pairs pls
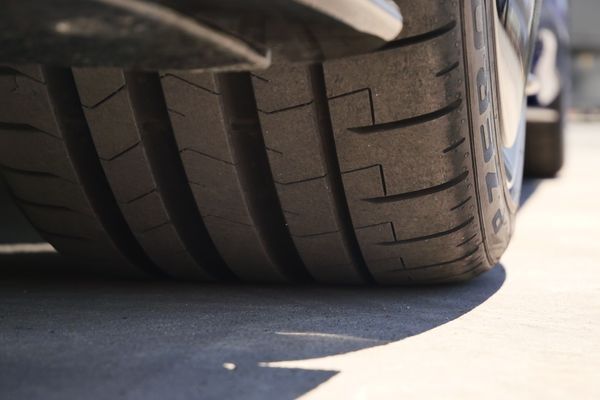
(124, 188), (157, 205)
(0, 66), (44, 83)
(292, 230), (340, 239)
(202, 214), (253, 227)
(140, 221), (171, 234)
(366, 171), (469, 203)
(81, 84), (126, 109)
(436, 61), (460, 77)
(218, 72), (312, 282)
(443, 137), (466, 153)
(249, 73), (269, 83)
(124, 71), (234, 280)
(341, 163), (383, 175)
(273, 175), (327, 186)
(393, 244), (481, 272)
(0, 163), (77, 184)
(428, 262), (484, 282)
(99, 141), (140, 162)
(0, 121), (61, 140)
(328, 88), (376, 125)
(379, 217), (474, 245)
(160, 73), (220, 95)
(349, 98), (462, 134)
(257, 101), (314, 115)
(379, 19), (457, 51)
(450, 196), (472, 211)
(43, 67), (162, 276)
(36, 228), (89, 241)
(309, 63), (375, 283)
(456, 233), (478, 248)
(13, 195), (88, 216)
(179, 148), (235, 166)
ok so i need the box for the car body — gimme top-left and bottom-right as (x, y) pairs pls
(525, 0), (570, 177)
(529, 0), (570, 109)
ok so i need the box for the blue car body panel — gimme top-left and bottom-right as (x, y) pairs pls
(529, 0), (570, 107)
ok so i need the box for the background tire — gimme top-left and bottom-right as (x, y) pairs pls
(0, 0), (521, 284)
(525, 94), (565, 177)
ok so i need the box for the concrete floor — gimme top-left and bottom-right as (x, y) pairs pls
(0, 122), (599, 399)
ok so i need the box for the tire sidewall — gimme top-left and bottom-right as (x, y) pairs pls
(461, 0), (521, 264)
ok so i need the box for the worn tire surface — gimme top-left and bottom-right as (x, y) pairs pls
(0, 0), (517, 284)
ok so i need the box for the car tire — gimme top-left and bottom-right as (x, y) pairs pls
(0, 0), (522, 284)
(525, 94), (565, 177)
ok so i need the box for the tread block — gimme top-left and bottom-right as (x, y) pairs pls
(0, 127), (76, 182)
(393, 1), (456, 38)
(1, 172), (92, 216)
(330, 93), (468, 194)
(252, 64), (365, 283)
(120, 191), (167, 232)
(342, 166), (472, 239)
(100, 143), (155, 203)
(0, 73), (58, 137)
(163, 71), (297, 282)
(293, 233), (358, 284)
(137, 223), (187, 258)
(259, 104), (325, 183)
(76, 82), (141, 161)
(276, 178), (337, 236)
(73, 67), (126, 108)
(184, 152), (253, 227)
(20, 205), (104, 242)
(161, 72), (219, 93)
(74, 68), (218, 279)
(252, 64), (313, 113)
(161, 74), (232, 164)
(202, 216), (288, 282)
(324, 29), (461, 123)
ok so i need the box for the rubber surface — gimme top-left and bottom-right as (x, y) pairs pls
(0, 0), (517, 284)
(525, 95), (565, 178)
(0, 65), (163, 277)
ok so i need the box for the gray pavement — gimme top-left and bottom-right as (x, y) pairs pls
(0, 122), (599, 399)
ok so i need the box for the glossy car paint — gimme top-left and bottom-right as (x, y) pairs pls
(528, 0), (570, 108)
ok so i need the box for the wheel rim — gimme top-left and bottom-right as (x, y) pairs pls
(492, 0), (539, 208)
(501, 104), (526, 205)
